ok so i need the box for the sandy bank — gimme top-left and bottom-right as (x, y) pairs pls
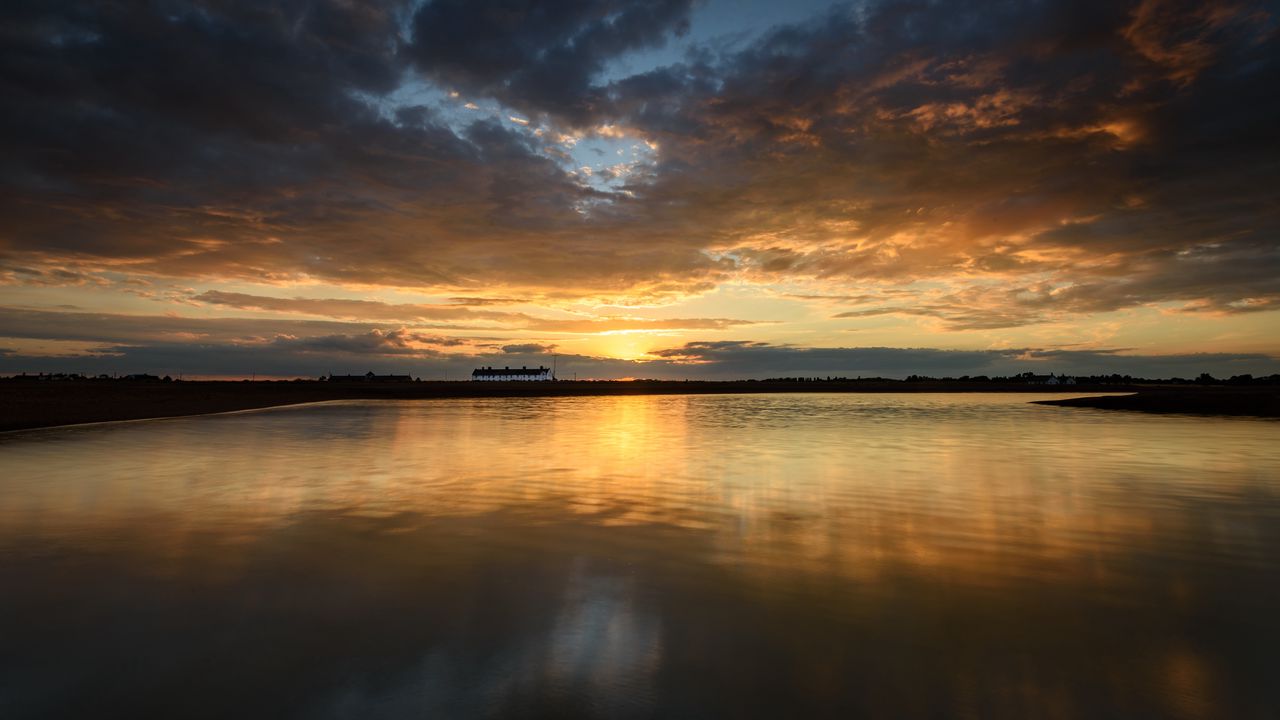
(1032, 390), (1280, 418)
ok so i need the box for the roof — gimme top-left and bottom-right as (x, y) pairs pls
(329, 372), (413, 381)
(471, 366), (551, 376)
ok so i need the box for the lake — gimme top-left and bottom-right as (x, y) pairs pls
(1, 393), (1278, 718)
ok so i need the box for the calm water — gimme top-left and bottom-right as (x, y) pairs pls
(1, 393), (1278, 719)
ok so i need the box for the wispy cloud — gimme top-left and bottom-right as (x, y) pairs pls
(0, 0), (1276, 368)
(190, 292), (757, 333)
(2, 329), (1273, 380)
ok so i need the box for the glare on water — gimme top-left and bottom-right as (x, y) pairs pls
(1, 394), (1277, 718)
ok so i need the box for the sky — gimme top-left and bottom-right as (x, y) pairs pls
(1, 0), (1278, 380)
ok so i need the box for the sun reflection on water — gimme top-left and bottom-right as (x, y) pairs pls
(1, 394), (1278, 717)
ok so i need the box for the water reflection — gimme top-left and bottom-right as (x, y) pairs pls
(1, 394), (1278, 718)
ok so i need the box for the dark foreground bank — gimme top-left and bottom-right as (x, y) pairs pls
(0, 379), (1147, 432)
(1033, 389), (1280, 418)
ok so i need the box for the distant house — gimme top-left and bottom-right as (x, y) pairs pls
(328, 371), (413, 383)
(1028, 374), (1076, 385)
(471, 366), (553, 381)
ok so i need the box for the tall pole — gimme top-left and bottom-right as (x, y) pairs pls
(552, 354), (557, 380)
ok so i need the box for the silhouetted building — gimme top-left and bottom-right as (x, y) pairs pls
(1025, 373), (1075, 385)
(14, 372), (88, 381)
(471, 366), (553, 381)
(328, 371), (413, 383)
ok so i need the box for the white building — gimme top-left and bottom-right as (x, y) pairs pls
(1041, 374), (1076, 385)
(471, 366), (554, 381)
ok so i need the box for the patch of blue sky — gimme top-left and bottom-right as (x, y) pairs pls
(562, 134), (655, 192)
(378, 77), (658, 195)
(365, 2), (852, 182)
(600, 0), (846, 82)
(348, 74), (453, 125)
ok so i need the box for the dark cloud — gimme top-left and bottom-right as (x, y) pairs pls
(0, 1), (722, 296)
(2, 331), (1274, 380)
(0, 264), (108, 287)
(501, 343), (558, 354)
(268, 329), (469, 357)
(406, 0), (694, 125)
(648, 341), (1004, 375)
(446, 297), (525, 306)
(0, 306), (443, 346)
(604, 0), (1280, 315)
(0, 0), (1277, 329)
(193, 291), (529, 326)
(645, 340), (1278, 379)
(832, 236), (1280, 329)
(189, 292), (756, 332)
(0, 306), (758, 354)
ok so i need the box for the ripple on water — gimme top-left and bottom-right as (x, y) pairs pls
(1, 393), (1278, 718)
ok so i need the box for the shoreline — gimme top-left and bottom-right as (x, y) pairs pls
(1032, 390), (1280, 418)
(0, 399), (344, 435)
(1, 380), (1274, 432)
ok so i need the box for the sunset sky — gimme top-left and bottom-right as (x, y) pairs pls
(2, 0), (1277, 379)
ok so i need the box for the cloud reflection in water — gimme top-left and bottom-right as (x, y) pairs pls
(1, 394), (1278, 718)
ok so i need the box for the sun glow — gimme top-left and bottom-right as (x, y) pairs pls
(594, 335), (655, 361)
